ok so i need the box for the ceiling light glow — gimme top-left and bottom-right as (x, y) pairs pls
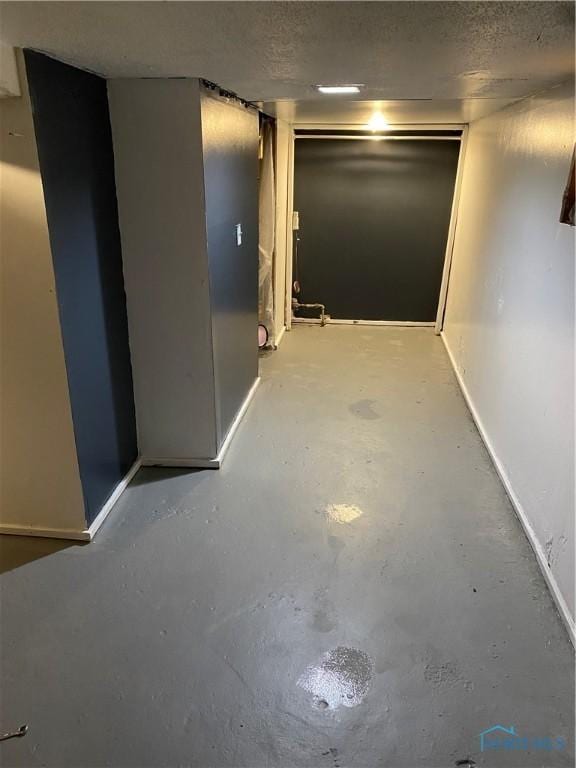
(367, 114), (390, 131)
(316, 85), (362, 94)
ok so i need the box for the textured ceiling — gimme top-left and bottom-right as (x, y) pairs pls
(1, 1), (574, 123)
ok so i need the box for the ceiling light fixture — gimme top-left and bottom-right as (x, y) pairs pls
(366, 114), (390, 131)
(316, 84), (363, 94)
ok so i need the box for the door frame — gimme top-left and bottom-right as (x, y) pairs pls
(434, 125), (468, 333)
(284, 123), (468, 333)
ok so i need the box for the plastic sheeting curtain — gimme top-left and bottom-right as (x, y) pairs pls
(258, 120), (275, 344)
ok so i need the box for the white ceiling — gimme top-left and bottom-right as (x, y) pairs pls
(1, 1), (574, 124)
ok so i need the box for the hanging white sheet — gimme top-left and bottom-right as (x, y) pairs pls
(258, 120), (275, 344)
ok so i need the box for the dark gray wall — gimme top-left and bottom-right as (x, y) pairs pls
(294, 138), (460, 321)
(200, 93), (259, 444)
(25, 50), (137, 524)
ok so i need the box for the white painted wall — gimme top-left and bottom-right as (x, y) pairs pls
(0, 50), (86, 536)
(108, 79), (218, 462)
(0, 44), (21, 97)
(443, 80), (575, 633)
(274, 119), (292, 340)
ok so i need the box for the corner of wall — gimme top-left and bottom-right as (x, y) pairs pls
(0, 49), (87, 537)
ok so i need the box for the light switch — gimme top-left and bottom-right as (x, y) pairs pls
(235, 223), (243, 246)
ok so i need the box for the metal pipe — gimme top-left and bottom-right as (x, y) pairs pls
(292, 299), (327, 326)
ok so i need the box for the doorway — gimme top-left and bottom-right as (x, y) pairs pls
(292, 133), (461, 323)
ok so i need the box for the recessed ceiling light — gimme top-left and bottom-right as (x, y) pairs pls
(316, 84), (363, 94)
(366, 114), (389, 131)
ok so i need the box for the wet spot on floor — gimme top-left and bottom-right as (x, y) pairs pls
(325, 504), (363, 524)
(298, 646), (374, 709)
(349, 399), (380, 420)
(327, 535), (345, 552)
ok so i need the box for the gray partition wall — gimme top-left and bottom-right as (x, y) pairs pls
(108, 80), (259, 466)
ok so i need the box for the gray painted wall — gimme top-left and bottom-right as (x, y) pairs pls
(200, 93), (259, 444)
(108, 79), (218, 461)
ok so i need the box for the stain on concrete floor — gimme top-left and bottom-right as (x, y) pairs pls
(0, 326), (573, 767)
(349, 398), (381, 420)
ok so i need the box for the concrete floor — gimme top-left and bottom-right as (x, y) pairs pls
(1, 326), (573, 768)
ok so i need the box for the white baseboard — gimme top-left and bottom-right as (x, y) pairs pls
(0, 380), (259, 544)
(441, 332), (575, 647)
(292, 317), (434, 327)
(85, 458), (142, 540)
(0, 458), (142, 543)
(141, 456), (220, 469)
(330, 319), (435, 327)
(0, 523), (91, 542)
(141, 377), (261, 471)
